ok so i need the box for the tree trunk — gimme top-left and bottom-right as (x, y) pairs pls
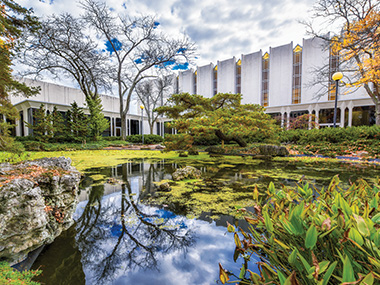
(121, 114), (126, 140)
(215, 130), (247, 147)
(149, 123), (154, 135)
(234, 136), (248, 147)
(376, 101), (380, 126)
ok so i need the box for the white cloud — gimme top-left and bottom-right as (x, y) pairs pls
(19, 0), (317, 69)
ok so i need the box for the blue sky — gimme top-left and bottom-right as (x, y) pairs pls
(19, 0), (317, 67)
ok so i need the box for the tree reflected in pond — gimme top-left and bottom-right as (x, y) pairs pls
(75, 174), (194, 284)
(31, 159), (380, 285)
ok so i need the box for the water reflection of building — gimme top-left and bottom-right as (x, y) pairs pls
(79, 161), (175, 201)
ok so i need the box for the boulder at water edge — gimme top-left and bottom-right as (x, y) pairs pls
(172, 166), (202, 181)
(0, 157), (81, 265)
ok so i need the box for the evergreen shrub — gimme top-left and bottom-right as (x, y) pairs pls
(205, 146), (226, 154)
(193, 133), (220, 146)
(279, 125), (380, 144)
(102, 136), (122, 141)
(126, 134), (163, 144)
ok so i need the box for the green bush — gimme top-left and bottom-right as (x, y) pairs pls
(221, 176), (380, 284)
(2, 141), (25, 154)
(193, 133), (220, 146)
(23, 141), (43, 151)
(14, 135), (37, 142)
(188, 148), (199, 155)
(205, 146), (226, 154)
(126, 134), (163, 144)
(102, 136), (122, 141)
(279, 125), (380, 144)
(0, 262), (41, 285)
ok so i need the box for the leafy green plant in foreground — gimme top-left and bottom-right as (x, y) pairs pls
(220, 175), (380, 284)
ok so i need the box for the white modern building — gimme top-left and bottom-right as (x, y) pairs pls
(179, 37), (376, 128)
(10, 78), (172, 137)
(9, 37), (376, 137)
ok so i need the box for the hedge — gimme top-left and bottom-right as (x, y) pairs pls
(279, 125), (380, 144)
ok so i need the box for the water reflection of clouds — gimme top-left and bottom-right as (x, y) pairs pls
(74, 190), (241, 285)
(112, 220), (238, 285)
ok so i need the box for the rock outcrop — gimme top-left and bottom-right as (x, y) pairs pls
(0, 157), (81, 265)
(258, 145), (289, 157)
(172, 166), (202, 181)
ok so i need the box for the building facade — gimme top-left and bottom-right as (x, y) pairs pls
(9, 37), (376, 138)
(10, 78), (173, 137)
(179, 38), (376, 128)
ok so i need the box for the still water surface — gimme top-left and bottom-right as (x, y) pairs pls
(32, 159), (380, 285)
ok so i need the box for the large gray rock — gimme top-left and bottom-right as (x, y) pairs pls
(0, 157), (81, 265)
(172, 166), (201, 181)
(258, 145), (289, 157)
(154, 182), (172, 192)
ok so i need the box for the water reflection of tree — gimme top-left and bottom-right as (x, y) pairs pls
(140, 162), (171, 199)
(75, 179), (194, 284)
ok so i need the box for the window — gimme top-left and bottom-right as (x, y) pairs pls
(352, 106), (376, 126)
(261, 53), (269, 107)
(236, 59), (241, 94)
(292, 45), (302, 104)
(213, 66), (218, 95)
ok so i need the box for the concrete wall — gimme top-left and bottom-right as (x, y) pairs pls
(217, 57), (236, 94)
(241, 51), (262, 104)
(13, 78), (123, 114)
(197, 63), (214, 98)
(178, 69), (194, 94)
(268, 43), (293, 107)
(301, 37), (329, 103)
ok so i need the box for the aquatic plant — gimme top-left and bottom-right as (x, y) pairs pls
(221, 175), (380, 284)
(0, 262), (41, 285)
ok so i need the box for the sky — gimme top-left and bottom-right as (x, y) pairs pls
(18, 0), (317, 68)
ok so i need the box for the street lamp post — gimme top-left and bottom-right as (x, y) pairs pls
(332, 72), (343, 128)
(140, 105), (144, 144)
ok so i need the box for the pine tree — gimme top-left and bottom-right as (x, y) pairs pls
(69, 101), (89, 142)
(25, 104), (52, 142)
(0, 1), (39, 150)
(86, 94), (109, 141)
(65, 109), (73, 140)
(51, 106), (65, 141)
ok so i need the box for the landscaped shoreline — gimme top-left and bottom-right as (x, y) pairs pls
(2, 148), (380, 173)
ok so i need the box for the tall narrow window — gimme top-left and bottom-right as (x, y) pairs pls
(292, 45), (302, 104)
(261, 53), (269, 107)
(194, 71), (197, 94)
(329, 44), (339, 101)
(236, 59), (241, 94)
(213, 65), (218, 95)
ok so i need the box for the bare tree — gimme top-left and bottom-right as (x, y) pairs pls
(135, 75), (173, 134)
(305, 0), (380, 124)
(20, 13), (110, 139)
(80, 0), (195, 139)
(76, 172), (194, 284)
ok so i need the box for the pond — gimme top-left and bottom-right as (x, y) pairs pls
(31, 158), (380, 284)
